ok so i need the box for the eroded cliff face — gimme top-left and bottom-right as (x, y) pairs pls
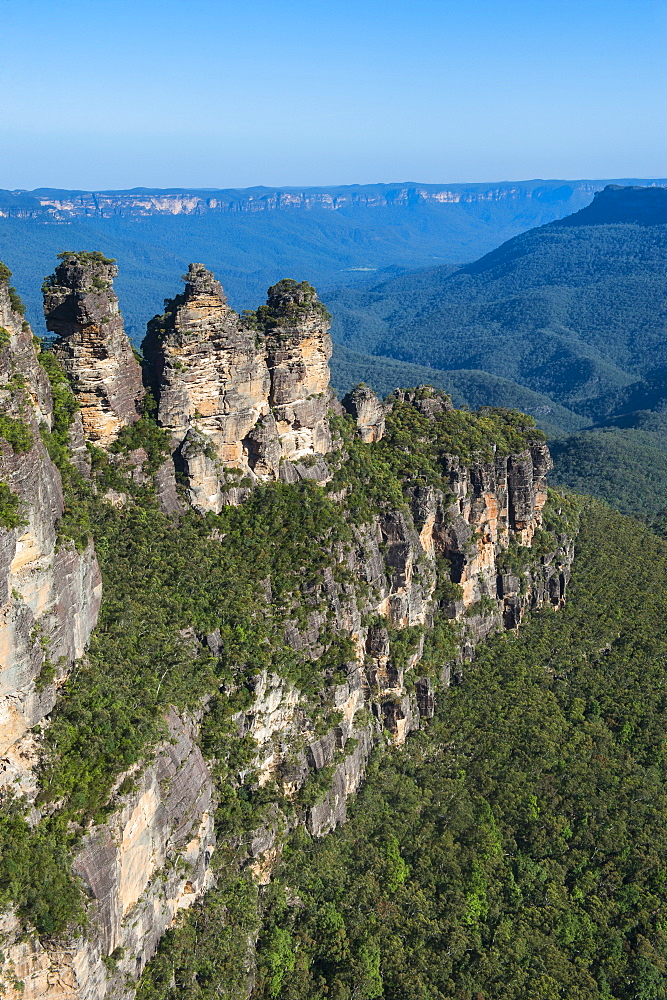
(0, 711), (215, 1000)
(43, 253), (143, 446)
(142, 263), (271, 474)
(143, 268), (333, 510)
(0, 265), (217, 1000)
(0, 273), (101, 794)
(342, 383), (387, 443)
(1, 259), (576, 1000)
(232, 401), (572, 852)
(263, 279), (333, 462)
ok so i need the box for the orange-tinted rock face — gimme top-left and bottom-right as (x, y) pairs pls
(263, 280), (333, 460)
(43, 253), (143, 446)
(143, 263), (272, 474)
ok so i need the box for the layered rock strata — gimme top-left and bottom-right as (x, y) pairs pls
(342, 383), (386, 442)
(43, 253), (143, 446)
(143, 267), (333, 510)
(0, 271), (101, 793)
(263, 278), (333, 460)
(0, 711), (215, 1000)
(238, 420), (571, 846)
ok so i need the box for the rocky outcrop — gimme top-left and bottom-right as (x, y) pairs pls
(142, 263), (271, 475)
(0, 710), (215, 1000)
(263, 279), (333, 462)
(143, 267), (333, 509)
(0, 261), (577, 1000)
(43, 253), (143, 446)
(342, 384), (386, 442)
(231, 407), (571, 848)
(0, 268), (101, 794)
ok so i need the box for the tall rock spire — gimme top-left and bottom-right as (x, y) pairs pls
(143, 267), (334, 509)
(261, 279), (333, 459)
(142, 262), (272, 472)
(42, 251), (144, 446)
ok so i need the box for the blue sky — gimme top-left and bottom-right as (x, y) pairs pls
(1, 0), (665, 189)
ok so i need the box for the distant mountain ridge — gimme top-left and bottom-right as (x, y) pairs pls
(326, 185), (667, 410)
(1, 178), (666, 220)
(559, 184), (667, 227)
(6, 179), (664, 341)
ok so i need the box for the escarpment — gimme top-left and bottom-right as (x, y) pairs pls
(0, 266), (101, 795)
(43, 252), (144, 446)
(143, 267), (333, 510)
(0, 257), (578, 999)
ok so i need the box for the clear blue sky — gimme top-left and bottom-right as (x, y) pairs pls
(1, 0), (665, 189)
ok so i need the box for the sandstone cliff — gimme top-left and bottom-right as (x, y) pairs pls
(0, 267), (101, 794)
(0, 181), (611, 220)
(43, 253), (143, 446)
(1, 711), (215, 1000)
(0, 260), (576, 1000)
(0, 263), (217, 1000)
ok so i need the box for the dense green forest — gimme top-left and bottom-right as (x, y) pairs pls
(550, 413), (667, 537)
(326, 189), (667, 411)
(139, 500), (667, 1000)
(330, 345), (588, 437)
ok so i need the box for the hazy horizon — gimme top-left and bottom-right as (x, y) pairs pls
(4, 177), (667, 197)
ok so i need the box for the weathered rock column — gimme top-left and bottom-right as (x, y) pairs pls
(263, 279), (333, 461)
(342, 383), (386, 442)
(142, 263), (272, 476)
(144, 269), (335, 507)
(43, 251), (143, 446)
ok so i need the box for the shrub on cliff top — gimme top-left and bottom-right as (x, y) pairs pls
(253, 278), (332, 333)
(56, 250), (116, 266)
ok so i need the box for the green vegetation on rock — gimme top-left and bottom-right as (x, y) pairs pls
(138, 501), (667, 1000)
(0, 479), (24, 530)
(329, 393), (544, 522)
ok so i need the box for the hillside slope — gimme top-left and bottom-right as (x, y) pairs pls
(327, 185), (667, 410)
(330, 344), (588, 436)
(550, 411), (667, 536)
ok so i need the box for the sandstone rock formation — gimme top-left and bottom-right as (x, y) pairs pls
(142, 262), (271, 473)
(0, 268), (101, 794)
(143, 267), (333, 510)
(342, 383), (386, 442)
(43, 252), (143, 446)
(1, 260), (576, 999)
(0, 711), (215, 1000)
(262, 278), (333, 460)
